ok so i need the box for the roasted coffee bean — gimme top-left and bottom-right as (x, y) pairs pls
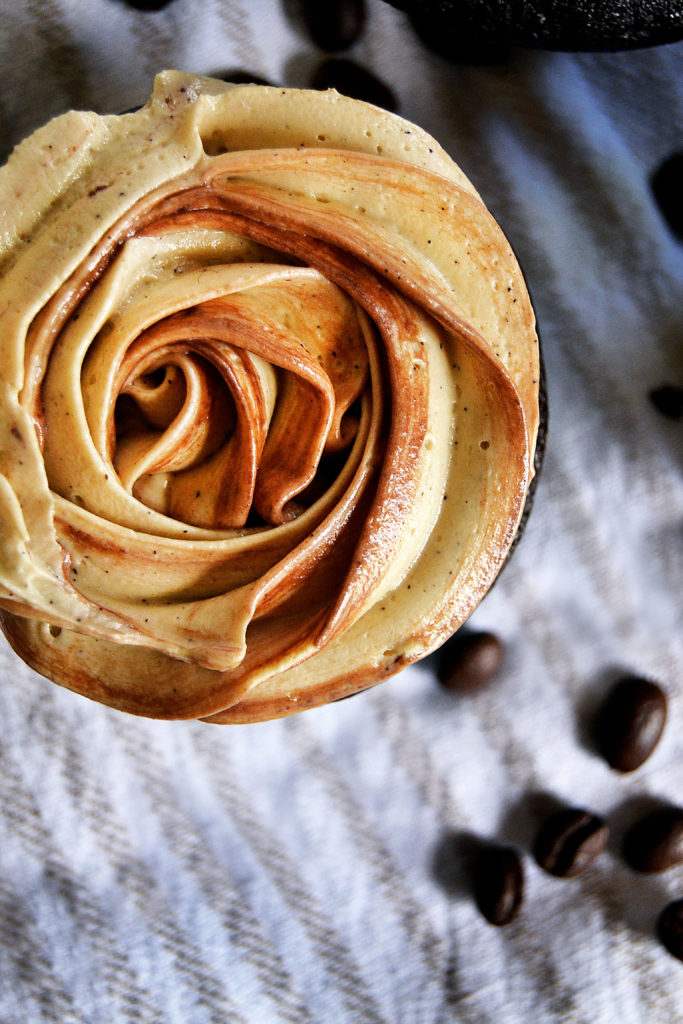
(657, 899), (683, 963)
(622, 806), (683, 873)
(310, 59), (398, 112)
(438, 631), (504, 693)
(651, 152), (683, 239)
(302, 0), (366, 52)
(473, 845), (524, 926)
(649, 384), (683, 421)
(533, 808), (609, 878)
(596, 675), (668, 772)
(119, 0), (177, 10)
(213, 69), (275, 87)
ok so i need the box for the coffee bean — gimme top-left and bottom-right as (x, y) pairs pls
(533, 808), (609, 878)
(212, 69), (275, 87)
(437, 631), (504, 692)
(651, 152), (683, 240)
(649, 384), (683, 421)
(473, 845), (524, 926)
(595, 675), (667, 772)
(622, 806), (683, 873)
(302, 0), (366, 52)
(310, 59), (398, 112)
(657, 899), (683, 963)
(118, 0), (177, 10)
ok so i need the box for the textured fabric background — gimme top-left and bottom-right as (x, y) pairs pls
(0, 2), (682, 1022)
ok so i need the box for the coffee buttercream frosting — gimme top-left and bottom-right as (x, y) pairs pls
(0, 71), (539, 721)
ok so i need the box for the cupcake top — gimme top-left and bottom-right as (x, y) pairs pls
(0, 70), (539, 721)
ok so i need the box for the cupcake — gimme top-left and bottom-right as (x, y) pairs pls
(0, 70), (540, 722)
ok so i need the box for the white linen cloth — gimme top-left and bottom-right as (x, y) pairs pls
(0, 2), (681, 1021)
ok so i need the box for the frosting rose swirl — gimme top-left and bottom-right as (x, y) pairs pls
(0, 71), (539, 721)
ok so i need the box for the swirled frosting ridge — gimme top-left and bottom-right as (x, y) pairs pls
(0, 71), (539, 721)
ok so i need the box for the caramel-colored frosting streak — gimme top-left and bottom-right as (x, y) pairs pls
(0, 72), (539, 721)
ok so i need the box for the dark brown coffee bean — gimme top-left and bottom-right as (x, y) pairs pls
(438, 631), (504, 692)
(533, 808), (609, 878)
(119, 0), (177, 10)
(596, 675), (668, 772)
(649, 384), (683, 421)
(622, 806), (683, 873)
(302, 0), (366, 52)
(657, 899), (683, 963)
(473, 845), (524, 926)
(310, 59), (398, 112)
(651, 152), (683, 240)
(213, 69), (275, 87)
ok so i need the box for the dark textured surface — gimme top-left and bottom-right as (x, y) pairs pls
(408, 11), (514, 63)
(383, 0), (683, 50)
(505, 325), (547, 564)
